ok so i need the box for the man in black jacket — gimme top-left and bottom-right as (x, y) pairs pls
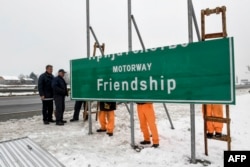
(38, 65), (55, 124)
(52, 69), (68, 126)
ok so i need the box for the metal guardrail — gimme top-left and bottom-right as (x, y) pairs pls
(0, 89), (38, 92)
(0, 89), (38, 96)
(235, 85), (250, 89)
(0, 87), (71, 96)
(0, 85), (249, 93)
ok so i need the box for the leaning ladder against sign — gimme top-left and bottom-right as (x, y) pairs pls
(83, 42), (105, 121)
(201, 6), (231, 156)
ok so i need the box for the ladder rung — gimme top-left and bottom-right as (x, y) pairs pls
(205, 116), (230, 123)
(204, 32), (226, 39)
(208, 135), (231, 142)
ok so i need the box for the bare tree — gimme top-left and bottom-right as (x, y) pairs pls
(18, 74), (25, 80)
(30, 72), (38, 84)
(247, 65), (250, 71)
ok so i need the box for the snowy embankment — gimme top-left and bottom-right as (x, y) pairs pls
(0, 88), (249, 167)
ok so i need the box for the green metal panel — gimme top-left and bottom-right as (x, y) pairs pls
(70, 37), (235, 104)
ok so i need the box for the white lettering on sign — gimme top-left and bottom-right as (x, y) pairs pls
(169, 43), (188, 49)
(97, 76), (176, 94)
(113, 63), (152, 73)
(228, 155), (247, 162)
(88, 43), (189, 62)
(167, 79), (176, 94)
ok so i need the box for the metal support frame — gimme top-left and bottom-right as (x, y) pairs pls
(187, 1), (195, 164)
(88, 101), (92, 134)
(87, 0), (133, 135)
(86, 0), (104, 134)
(131, 15), (146, 51)
(84, 43), (104, 125)
(84, 0), (209, 162)
(127, 0), (135, 148)
(188, 0), (198, 164)
(86, 0), (90, 58)
(88, 26), (104, 134)
(86, 0), (92, 135)
(163, 103), (174, 129)
(190, 0), (201, 41)
(89, 26), (105, 56)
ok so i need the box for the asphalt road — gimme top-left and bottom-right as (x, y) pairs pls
(0, 95), (75, 121)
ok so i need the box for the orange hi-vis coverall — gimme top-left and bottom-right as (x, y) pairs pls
(202, 104), (223, 134)
(98, 102), (116, 133)
(137, 103), (159, 145)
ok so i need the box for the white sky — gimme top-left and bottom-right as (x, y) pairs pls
(0, 89), (250, 166)
(0, 0), (249, 80)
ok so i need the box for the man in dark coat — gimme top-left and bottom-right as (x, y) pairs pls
(52, 69), (68, 126)
(38, 65), (55, 124)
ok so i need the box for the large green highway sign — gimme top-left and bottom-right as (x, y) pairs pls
(70, 37), (235, 104)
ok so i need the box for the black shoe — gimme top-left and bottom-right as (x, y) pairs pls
(48, 119), (56, 123)
(151, 144), (159, 148)
(215, 132), (222, 138)
(96, 129), (106, 132)
(140, 140), (151, 145)
(43, 120), (49, 125)
(56, 122), (64, 126)
(106, 133), (113, 136)
(206, 133), (213, 138)
(70, 118), (79, 122)
(62, 120), (67, 123)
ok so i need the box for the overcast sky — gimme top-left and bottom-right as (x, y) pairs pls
(0, 0), (249, 80)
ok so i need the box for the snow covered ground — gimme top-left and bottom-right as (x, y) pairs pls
(0, 89), (250, 167)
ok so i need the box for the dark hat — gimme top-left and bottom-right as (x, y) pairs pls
(58, 69), (66, 73)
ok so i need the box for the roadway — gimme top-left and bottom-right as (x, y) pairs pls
(0, 95), (75, 121)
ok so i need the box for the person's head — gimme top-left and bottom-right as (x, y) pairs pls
(58, 69), (66, 77)
(46, 65), (53, 74)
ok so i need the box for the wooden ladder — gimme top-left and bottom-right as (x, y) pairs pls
(201, 6), (231, 156)
(83, 42), (105, 121)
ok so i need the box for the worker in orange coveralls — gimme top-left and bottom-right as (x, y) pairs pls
(137, 103), (159, 148)
(202, 104), (223, 138)
(96, 102), (116, 137)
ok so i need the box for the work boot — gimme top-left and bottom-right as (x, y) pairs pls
(151, 144), (159, 148)
(62, 120), (67, 123)
(206, 133), (213, 138)
(56, 121), (64, 126)
(140, 140), (151, 145)
(96, 129), (106, 132)
(43, 120), (49, 125)
(106, 132), (113, 136)
(48, 119), (56, 123)
(215, 132), (222, 138)
(70, 119), (79, 122)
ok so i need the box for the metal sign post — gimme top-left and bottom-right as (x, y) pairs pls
(127, 0), (135, 148)
(187, 0), (196, 164)
(86, 0), (90, 58)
